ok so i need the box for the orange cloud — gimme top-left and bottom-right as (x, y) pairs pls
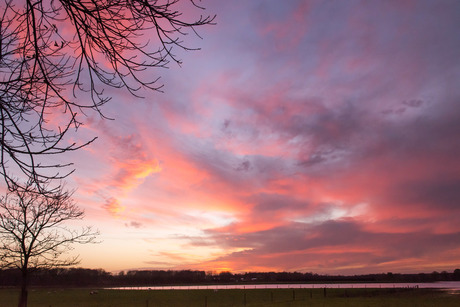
(103, 198), (125, 216)
(111, 158), (161, 191)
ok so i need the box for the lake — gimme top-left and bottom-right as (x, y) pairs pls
(111, 281), (460, 291)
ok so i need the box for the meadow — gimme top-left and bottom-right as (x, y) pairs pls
(1, 287), (459, 307)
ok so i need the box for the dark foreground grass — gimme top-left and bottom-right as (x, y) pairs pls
(1, 287), (459, 307)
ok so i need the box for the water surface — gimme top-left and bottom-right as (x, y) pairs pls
(111, 281), (460, 291)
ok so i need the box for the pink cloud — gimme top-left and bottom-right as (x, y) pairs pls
(66, 0), (460, 274)
(255, 1), (311, 52)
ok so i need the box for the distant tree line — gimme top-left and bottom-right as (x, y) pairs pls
(1, 268), (460, 288)
(213, 269), (460, 284)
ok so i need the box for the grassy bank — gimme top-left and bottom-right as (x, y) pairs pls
(1, 287), (459, 306)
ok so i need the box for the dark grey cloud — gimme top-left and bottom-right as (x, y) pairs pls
(249, 193), (310, 213)
(390, 177), (460, 211)
(194, 219), (460, 273)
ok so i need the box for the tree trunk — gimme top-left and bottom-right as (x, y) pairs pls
(18, 269), (28, 307)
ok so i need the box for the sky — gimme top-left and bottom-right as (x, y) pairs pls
(46, 0), (460, 275)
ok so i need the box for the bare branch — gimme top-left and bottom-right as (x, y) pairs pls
(0, 0), (215, 191)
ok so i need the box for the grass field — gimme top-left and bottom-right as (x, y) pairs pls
(1, 287), (459, 307)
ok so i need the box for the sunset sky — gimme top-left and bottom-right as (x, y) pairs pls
(56, 0), (460, 274)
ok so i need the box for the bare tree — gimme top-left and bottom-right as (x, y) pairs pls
(0, 0), (215, 191)
(0, 181), (98, 307)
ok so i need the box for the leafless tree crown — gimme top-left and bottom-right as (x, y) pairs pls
(0, 0), (215, 190)
(0, 182), (98, 270)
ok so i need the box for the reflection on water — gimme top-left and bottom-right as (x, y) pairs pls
(110, 281), (460, 291)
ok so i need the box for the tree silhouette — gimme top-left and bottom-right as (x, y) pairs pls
(0, 0), (215, 191)
(0, 181), (98, 307)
